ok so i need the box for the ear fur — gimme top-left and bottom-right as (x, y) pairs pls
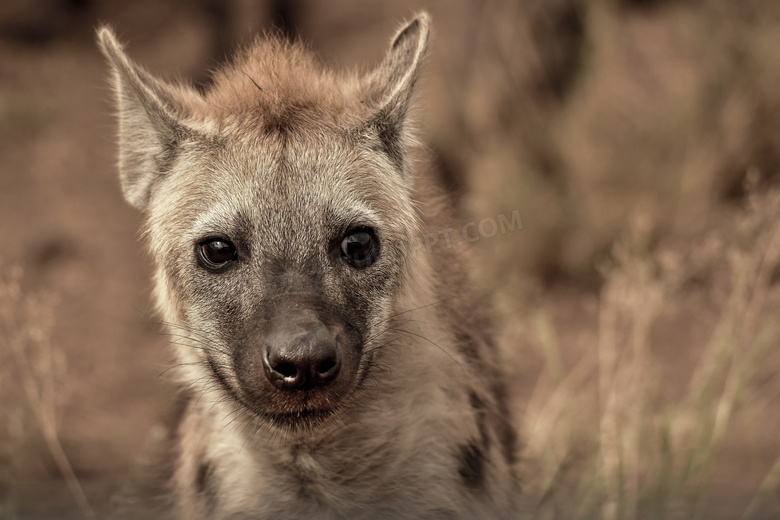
(363, 12), (431, 172)
(97, 26), (195, 209)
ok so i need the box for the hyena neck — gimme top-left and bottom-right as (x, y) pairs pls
(180, 348), (477, 519)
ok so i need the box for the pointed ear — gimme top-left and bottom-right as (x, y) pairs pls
(97, 26), (195, 210)
(362, 13), (431, 172)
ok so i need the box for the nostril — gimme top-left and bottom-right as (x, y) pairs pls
(273, 362), (298, 379)
(314, 356), (340, 385)
(317, 359), (336, 375)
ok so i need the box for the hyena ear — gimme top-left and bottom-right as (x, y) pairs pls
(97, 26), (196, 210)
(362, 12), (431, 172)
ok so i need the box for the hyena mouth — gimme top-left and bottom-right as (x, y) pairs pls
(240, 384), (353, 432)
(263, 406), (339, 431)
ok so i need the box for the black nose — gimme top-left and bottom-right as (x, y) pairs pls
(262, 320), (341, 391)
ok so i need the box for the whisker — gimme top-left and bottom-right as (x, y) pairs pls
(376, 297), (453, 325)
(387, 327), (461, 364)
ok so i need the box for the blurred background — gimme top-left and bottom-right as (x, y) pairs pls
(1, 0), (780, 518)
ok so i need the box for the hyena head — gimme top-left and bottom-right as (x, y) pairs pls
(98, 15), (430, 432)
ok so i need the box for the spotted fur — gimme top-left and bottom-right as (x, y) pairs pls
(99, 13), (518, 519)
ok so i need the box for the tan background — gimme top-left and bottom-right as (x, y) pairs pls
(1, 0), (780, 518)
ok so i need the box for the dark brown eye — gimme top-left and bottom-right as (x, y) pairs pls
(198, 239), (237, 269)
(341, 228), (378, 269)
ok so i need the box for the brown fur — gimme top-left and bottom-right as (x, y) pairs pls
(99, 13), (518, 520)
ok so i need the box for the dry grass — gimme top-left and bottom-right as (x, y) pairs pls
(454, 3), (780, 514)
(0, 268), (93, 519)
(514, 183), (780, 519)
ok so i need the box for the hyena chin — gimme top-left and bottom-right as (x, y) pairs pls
(99, 12), (518, 520)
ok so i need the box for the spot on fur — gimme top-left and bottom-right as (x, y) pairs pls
(196, 459), (218, 507)
(457, 442), (485, 489)
(468, 391), (490, 450)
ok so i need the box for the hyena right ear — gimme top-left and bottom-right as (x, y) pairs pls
(97, 26), (196, 210)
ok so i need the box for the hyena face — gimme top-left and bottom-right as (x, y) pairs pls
(148, 129), (418, 430)
(99, 16), (428, 433)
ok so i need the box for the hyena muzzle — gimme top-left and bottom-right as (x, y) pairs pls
(99, 13), (518, 520)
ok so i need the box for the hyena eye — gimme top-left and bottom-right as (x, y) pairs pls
(341, 228), (379, 269)
(198, 239), (237, 269)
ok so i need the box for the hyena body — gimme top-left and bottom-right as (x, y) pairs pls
(99, 14), (517, 520)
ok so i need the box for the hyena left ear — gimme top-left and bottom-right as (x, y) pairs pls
(97, 26), (197, 210)
(362, 12), (431, 173)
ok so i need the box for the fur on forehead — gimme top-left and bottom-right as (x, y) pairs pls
(199, 36), (367, 133)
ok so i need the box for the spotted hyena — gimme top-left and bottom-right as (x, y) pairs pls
(99, 13), (517, 519)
